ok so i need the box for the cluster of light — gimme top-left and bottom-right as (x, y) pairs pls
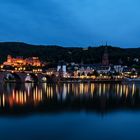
(33, 69), (42, 73)
(15, 67), (26, 71)
(46, 72), (53, 75)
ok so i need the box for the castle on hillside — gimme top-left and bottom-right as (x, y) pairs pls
(3, 55), (42, 67)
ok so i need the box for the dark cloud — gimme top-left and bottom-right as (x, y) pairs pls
(0, 0), (140, 47)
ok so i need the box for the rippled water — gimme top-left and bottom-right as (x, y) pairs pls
(0, 83), (140, 140)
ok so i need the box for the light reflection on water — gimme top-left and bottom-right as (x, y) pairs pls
(0, 83), (140, 140)
(0, 83), (140, 113)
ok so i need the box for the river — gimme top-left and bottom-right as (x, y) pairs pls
(0, 83), (140, 140)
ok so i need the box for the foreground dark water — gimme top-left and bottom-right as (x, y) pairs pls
(1, 83), (140, 140)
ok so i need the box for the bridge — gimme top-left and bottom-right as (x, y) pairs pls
(0, 70), (55, 83)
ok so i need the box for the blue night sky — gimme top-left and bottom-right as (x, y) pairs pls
(0, 0), (140, 48)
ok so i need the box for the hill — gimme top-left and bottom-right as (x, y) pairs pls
(0, 42), (140, 66)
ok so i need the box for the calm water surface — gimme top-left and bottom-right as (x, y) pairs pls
(0, 83), (140, 140)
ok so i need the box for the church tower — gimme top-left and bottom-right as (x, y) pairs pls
(102, 47), (109, 65)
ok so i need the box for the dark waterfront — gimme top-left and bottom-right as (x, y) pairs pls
(1, 83), (140, 140)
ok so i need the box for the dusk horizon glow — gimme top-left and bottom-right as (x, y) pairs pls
(0, 0), (140, 48)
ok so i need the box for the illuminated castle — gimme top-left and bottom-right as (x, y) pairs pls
(3, 55), (42, 67)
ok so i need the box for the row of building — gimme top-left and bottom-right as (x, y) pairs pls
(56, 47), (137, 78)
(57, 63), (135, 78)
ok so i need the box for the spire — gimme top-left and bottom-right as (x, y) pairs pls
(102, 47), (109, 65)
